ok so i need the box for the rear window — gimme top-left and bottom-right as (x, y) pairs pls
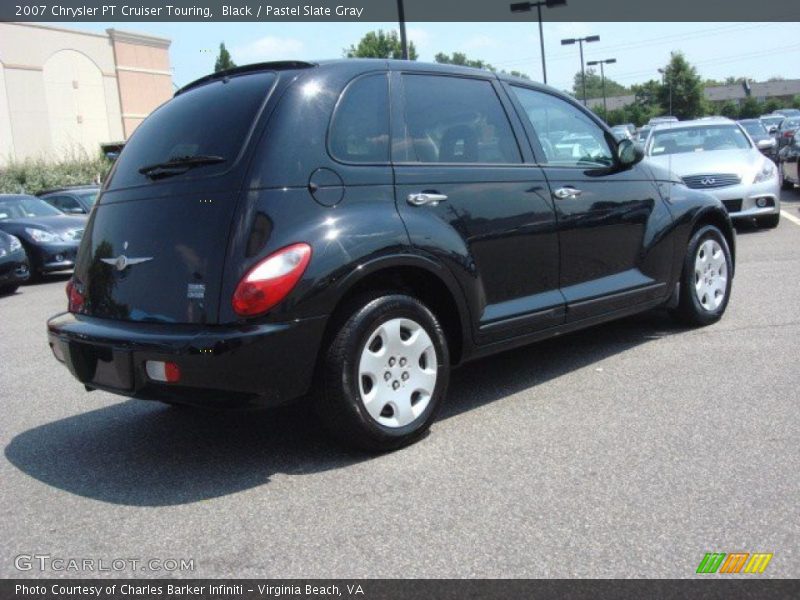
(108, 72), (276, 189)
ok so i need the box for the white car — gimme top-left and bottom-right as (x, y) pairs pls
(644, 118), (781, 228)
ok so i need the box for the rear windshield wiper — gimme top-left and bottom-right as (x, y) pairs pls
(138, 155), (226, 178)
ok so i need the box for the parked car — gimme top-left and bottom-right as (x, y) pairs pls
(39, 185), (100, 215)
(47, 60), (736, 451)
(644, 118), (780, 228)
(610, 125), (632, 141)
(737, 118), (778, 161)
(777, 117), (800, 150)
(0, 230), (29, 294)
(779, 131), (800, 189)
(772, 108), (800, 118)
(634, 125), (652, 144)
(648, 116), (678, 125)
(0, 195), (87, 279)
(759, 114), (785, 135)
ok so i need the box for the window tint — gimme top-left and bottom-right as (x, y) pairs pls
(108, 72), (275, 189)
(50, 195), (82, 211)
(510, 86), (613, 167)
(399, 75), (521, 164)
(329, 74), (389, 163)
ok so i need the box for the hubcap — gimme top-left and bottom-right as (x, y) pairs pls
(694, 239), (728, 311)
(358, 318), (437, 428)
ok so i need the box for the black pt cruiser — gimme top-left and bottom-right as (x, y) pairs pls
(48, 60), (735, 451)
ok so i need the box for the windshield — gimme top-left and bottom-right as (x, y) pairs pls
(740, 121), (766, 136)
(761, 117), (783, 128)
(107, 72), (276, 189)
(76, 190), (99, 206)
(649, 125), (751, 156)
(0, 196), (63, 219)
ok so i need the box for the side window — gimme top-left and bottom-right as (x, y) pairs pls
(399, 74), (521, 164)
(510, 86), (614, 167)
(46, 195), (80, 212)
(329, 73), (389, 163)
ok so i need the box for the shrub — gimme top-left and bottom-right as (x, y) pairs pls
(0, 151), (112, 195)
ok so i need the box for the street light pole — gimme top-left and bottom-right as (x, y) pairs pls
(509, 0), (567, 85)
(658, 67), (672, 116)
(397, 0), (408, 60)
(561, 34), (600, 105)
(587, 58), (616, 116)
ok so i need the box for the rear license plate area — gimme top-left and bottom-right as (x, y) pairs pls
(65, 341), (133, 391)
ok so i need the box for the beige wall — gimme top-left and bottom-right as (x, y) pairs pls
(0, 23), (171, 165)
(108, 29), (172, 138)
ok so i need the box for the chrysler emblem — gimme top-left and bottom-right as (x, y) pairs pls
(100, 245), (153, 271)
(700, 177), (716, 186)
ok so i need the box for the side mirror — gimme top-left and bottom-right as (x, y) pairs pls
(65, 207), (85, 214)
(617, 138), (644, 167)
(757, 138), (775, 150)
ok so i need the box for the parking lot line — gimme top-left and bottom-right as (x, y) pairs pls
(780, 210), (800, 227)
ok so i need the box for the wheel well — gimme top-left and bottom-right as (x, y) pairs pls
(693, 210), (736, 274)
(324, 266), (465, 365)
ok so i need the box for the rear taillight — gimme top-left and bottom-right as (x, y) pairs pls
(232, 243), (312, 317)
(784, 130), (796, 138)
(66, 279), (85, 313)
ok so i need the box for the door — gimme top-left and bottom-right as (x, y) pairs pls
(506, 85), (673, 322)
(392, 72), (562, 342)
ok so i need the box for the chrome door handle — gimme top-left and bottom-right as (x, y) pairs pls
(407, 192), (448, 206)
(553, 187), (582, 199)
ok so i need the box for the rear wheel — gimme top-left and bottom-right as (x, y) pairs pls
(757, 213), (780, 229)
(316, 293), (450, 452)
(672, 225), (733, 326)
(0, 285), (19, 296)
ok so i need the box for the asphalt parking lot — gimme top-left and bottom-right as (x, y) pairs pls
(1, 188), (799, 579)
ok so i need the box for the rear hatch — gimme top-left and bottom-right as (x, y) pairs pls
(73, 70), (279, 324)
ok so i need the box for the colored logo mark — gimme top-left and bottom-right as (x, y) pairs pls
(696, 552), (773, 574)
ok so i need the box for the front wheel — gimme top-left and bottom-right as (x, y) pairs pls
(0, 285), (19, 296)
(672, 225), (733, 327)
(316, 293), (450, 452)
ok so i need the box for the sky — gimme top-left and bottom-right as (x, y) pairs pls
(58, 21), (800, 93)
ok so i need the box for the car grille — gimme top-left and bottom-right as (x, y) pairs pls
(722, 199), (743, 213)
(682, 174), (741, 189)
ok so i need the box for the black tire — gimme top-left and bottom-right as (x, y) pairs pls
(757, 213), (780, 229)
(672, 225), (733, 327)
(316, 293), (450, 452)
(0, 285), (19, 296)
(20, 247), (41, 283)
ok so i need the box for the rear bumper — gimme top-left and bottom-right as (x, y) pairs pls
(47, 312), (328, 407)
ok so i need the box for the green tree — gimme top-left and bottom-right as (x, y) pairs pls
(214, 42), (236, 72)
(658, 52), (707, 119)
(434, 52), (529, 79)
(345, 30), (417, 60)
(572, 68), (628, 100)
(718, 101), (740, 119)
(738, 97), (762, 119)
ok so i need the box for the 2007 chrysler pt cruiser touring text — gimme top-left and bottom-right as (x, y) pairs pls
(47, 59), (736, 451)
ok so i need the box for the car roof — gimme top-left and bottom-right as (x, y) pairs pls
(0, 194), (38, 200)
(178, 58), (561, 98)
(38, 185), (100, 196)
(650, 117), (736, 131)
